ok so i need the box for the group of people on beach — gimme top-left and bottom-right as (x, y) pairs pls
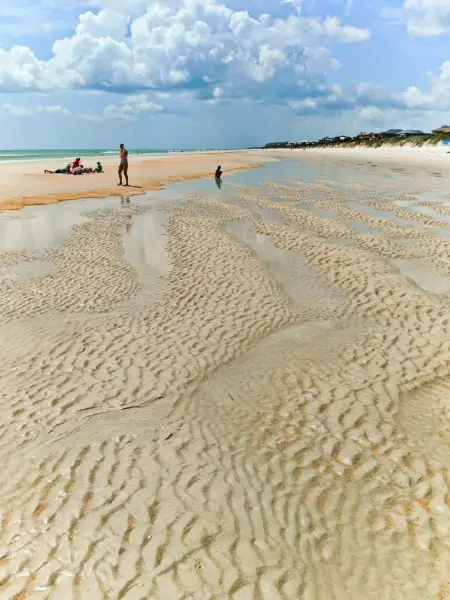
(45, 157), (103, 175)
(44, 145), (225, 190)
(43, 143), (129, 183)
(44, 143), (129, 185)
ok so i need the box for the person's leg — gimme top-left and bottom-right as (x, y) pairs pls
(118, 164), (123, 185)
(124, 164), (129, 186)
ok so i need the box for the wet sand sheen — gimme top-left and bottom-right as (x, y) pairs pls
(1, 159), (450, 599)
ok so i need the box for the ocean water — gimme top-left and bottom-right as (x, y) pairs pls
(0, 149), (190, 163)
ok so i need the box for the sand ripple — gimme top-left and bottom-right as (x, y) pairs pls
(1, 169), (450, 599)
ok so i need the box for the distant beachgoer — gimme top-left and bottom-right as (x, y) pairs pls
(118, 144), (129, 186)
(215, 165), (223, 179)
(72, 158), (81, 169)
(96, 162), (103, 173)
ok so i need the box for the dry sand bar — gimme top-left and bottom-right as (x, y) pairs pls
(1, 149), (450, 599)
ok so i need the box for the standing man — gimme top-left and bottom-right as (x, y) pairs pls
(118, 143), (129, 186)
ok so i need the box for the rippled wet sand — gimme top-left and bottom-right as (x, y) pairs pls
(2, 160), (450, 599)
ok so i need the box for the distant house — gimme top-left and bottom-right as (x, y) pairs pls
(398, 129), (426, 137)
(433, 126), (450, 134)
(264, 142), (289, 149)
(378, 128), (426, 138)
(380, 129), (403, 137)
(357, 132), (380, 140)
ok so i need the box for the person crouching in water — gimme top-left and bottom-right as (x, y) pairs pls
(215, 165), (223, 189)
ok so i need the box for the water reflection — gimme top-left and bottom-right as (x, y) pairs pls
(1, 260), (54, 282)
(224, 221), (347, 315)
(123, 210), (170, 287)
(296, 202), (337, 220)
(0, 207), (88, 253)
(390, 258), (450, 294)
(226, 198), (285, 225)
(348, 221), (384, 235)
(405, 204), (450, 224)
(0, 197), (121, 253)
(347, 201), (419, 227)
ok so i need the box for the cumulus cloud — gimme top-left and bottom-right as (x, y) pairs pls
(0, 0), (369, 107)
(405, 0), (450, 36)
(359, 106), (384, 121)
(356, 104), (448, 136)
(3, 103), (71, 116)
(285, 80), (407, 117)
(349, 59), (450, 129)
(102, 94), (163, 120)
(46, 105), (72, 114)
(384, 0), (450, 36)
(2, 94), (162, 121)
(321, 16), (369, 42)
(400, 61), (450, 109)
(281, 0), (302, 15)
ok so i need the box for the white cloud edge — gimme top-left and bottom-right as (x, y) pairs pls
(383, 0), (450, 37)
(0, 0), (370, 105)
(3, 94), (163, 121)
(2, 0), (448, 122)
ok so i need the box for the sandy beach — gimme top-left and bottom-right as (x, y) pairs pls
(2, 147), (450, 599)
(264, 139), (450, 168)
(0, 150), (269, 211)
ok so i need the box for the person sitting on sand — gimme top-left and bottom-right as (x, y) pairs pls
(96, 162), (103, 173)
(215, 165), (223, 179)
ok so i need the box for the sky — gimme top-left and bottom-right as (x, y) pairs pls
(0, 0), (449, 149)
